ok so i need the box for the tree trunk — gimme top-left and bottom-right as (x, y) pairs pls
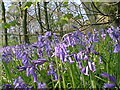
(115, 2), (120, 27)
(44, 2), (50, 31)
(23, 8), (30, 43)
(81, 2), (99, 30)
(55, 2), (64, 37)
(2, 2), (8, 46)
(37, 2), (43, 34)
(18, 2), (22, 44)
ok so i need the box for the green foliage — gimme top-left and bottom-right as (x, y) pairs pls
(22, 2), (33, 10)
(3, 20), (20, 29)
(74, 15), (83, 20)
(63, 2), (69, 7)
(64, 14), (73, 19)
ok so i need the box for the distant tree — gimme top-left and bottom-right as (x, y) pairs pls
(23, 4), (30, 43)
(37, 2), (44, 34)
(81, 1), (120, 29)
(44, 2), (50, 31)
(2, 1), (8, 46)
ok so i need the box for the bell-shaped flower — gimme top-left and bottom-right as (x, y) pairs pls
(88, 61), (96, 72)
(114, 44), (120, 53)
(81, 66), (89, 76)
(104, 83), (116, 88)
(32, 59), (48, 65)
(38, 83), (47, 89)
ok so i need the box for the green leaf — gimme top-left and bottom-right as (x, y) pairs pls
(74, 15), (82, 20)
(3, 20), (20, 29)
(22, 2), (32, 10)
(61, 19), (68, 25)
(26, 2), (32, 7)
(63, 2), (68, 7)
(64, 14), (73, 19)
(23, 6), (29, 10)
(3, 23), (10, 29)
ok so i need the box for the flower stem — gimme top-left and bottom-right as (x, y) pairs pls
(55, 57), (61, 88)
(59, 60), (66, 88)
(69, 63), (76, 88)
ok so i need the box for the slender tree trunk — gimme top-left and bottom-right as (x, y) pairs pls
(2, 2), (8, 46)
(115, 2), (120, 27)
(23, 8), (29, 43)
(55, 2), (63, 37)
(44, 2), (50, 31)
(19, 2), (22, 44)
(37, 2), (43, 34)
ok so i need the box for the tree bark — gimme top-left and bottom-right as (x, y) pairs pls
(37, 2), (43, 34)
(115, 2), (120, 27)
(23, 8), (30, 43)
(2, 2), (8, 46)
(55, 2), (64, 37)
(44, 2), (50, 31)
(18, 2), (22, 44)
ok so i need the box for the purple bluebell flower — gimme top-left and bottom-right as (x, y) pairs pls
(2, 48), (14, 64)
(45, 31), (52, 37)
(101, 33), (106, 39)
(114, 44), (120, 53)
(109, 75), (117, 83)
(48, 64), (55, 75)
(77, 51), (83, 60)
(18, 66), (27, 71)
(101, 73), (117, 83)
(99, 56), (103, 63)
(83, 55), (89, 60)
(73, 53), (78, 61)
(104, 83), (116, 88)
(48, 62), (58, 81)
(101, 72), (110, 78)
(38, 49), (44, 57)
(38, 83), (47, 89)
(113, 30), (120, 39)
(66, 35), (73, 46)
(29, 67), (38, 82)
(81, 66), (89, 76)
(88, 61), (96, 72)
(64, 57), (68, 62)
(35, 31), (39, 35)
(78, 61), (83, 69)
(32, 59), (48, 65)
(22, 59), (30, 66)
(13, 76), (28, 88)
(107, 28), (113, 34)
(68, 57), (75, 64)
(72, 25), (79, 29)
(26, 67), (31, 76)
(59, 52), (65, 63)
(53, 72), (58, 81)
(3, 84), (14, 89)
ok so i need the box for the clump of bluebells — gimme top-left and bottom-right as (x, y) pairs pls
(101, 72), (119, 89)
(1, 27), (120, 89)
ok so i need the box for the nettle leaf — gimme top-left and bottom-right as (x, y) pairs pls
(64, 14), (73, 19)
